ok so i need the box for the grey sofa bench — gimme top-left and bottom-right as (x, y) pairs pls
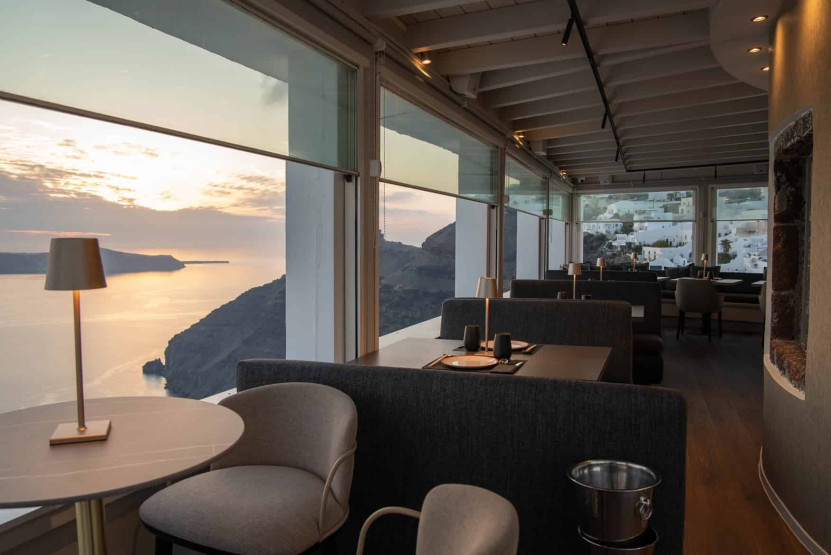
(511, 279), (664, 385)
(546, 269), (659, 282)
(236, 360), (687, 554)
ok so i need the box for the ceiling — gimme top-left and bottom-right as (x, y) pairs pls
(360, 0), (783, 185)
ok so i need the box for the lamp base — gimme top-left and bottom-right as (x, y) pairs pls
(50, 420), (111, 446)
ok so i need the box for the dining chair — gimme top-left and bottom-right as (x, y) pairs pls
(675, 279), (724, 341)
(140, 382), (358, 555)
(356, 484), (519, 555)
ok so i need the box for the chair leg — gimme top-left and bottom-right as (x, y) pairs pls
(718, 311), (723, 338)
(676, 310), (684, 339)
(320, 532), (339, 555)
(154, 536), (173, 555)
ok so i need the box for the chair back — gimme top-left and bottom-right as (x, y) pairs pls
(416, 484), (519, 555)
(439, 298), (632, 383)
(675, 279), (723, 314)
(511, 279), (662, 336)
(214, 382), (358, 507)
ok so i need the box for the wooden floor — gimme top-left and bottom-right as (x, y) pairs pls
(660, 324), (805, 554)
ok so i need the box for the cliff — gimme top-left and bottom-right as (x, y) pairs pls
(145, 223), (456, 398)
(0, 248), (185, 274)
(144, 276), (286, 398)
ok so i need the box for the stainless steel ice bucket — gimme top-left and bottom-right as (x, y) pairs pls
(568, 460), (661, 542)
(579, 527), (658, 554)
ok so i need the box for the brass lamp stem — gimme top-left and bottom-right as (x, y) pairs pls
(73, 290), (86, 431)
(573, 275), (577, 300)
(484, 298), (490, 352)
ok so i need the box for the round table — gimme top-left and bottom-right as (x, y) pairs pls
(0, 396), (244, 554)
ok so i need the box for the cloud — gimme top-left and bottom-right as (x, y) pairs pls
(3, 230), (111, 237)
(94, 142), (160, 158)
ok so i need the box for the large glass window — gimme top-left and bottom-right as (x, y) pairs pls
(0, 0), (357, 170)
(0, 0), (355, 415)
(713, 186), (769, 273)
(379, 89), (495, 336)
(579, 190), (695, 268)
(381, 89), (498, 203)
(503, 159), (547, 291)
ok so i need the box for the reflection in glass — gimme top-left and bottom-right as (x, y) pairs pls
(506, 158), (547, 217)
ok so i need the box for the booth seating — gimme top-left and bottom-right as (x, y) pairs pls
(439, 298), (632, 384)
(660, 268), (764, 305)
(511, 280), (664, 385)
(235, 359), (688, 554)
(545, 269), (658, 282)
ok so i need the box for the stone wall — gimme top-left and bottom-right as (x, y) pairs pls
(770, 111), (812, 391)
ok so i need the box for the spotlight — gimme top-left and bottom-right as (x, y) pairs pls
(747, 47), (762, 53)
(562, 18), (574, 46)
(418, 52), (432, 65)
(601, 112), (608, 129)
(751, 15), (768, 22)
(761, 66), (770, 72)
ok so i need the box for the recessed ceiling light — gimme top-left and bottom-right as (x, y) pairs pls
(761, 66), (770, 72)
(748, 47), (762, 53)
(418, 52), (432, 65)
(752, 15), (768, 22)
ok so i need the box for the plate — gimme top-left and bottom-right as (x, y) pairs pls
(441, 355), (499, 370)
(480, 340), (530, 351)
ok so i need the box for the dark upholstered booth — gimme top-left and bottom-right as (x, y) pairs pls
(236, 360), (688, 554)
(660, 270), (764, 305)
(545, 269), (658, 282)
(439, 298), (632, 384)
(510, 279), (663, 384)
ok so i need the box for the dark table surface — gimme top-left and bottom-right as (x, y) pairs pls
(350, 338), (611, 381)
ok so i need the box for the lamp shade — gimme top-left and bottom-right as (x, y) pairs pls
(700, 252), (709, 262)
(568, 262), (582, 276)
(475, 276), (498, 299)
(596, 257), (606, 268)
(45, 238), (107, 291)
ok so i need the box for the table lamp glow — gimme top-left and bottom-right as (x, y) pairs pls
(701, 252), (709, 277)
(568, 262), (582, 299)
(476, 277), (499, 352)
(44, 238), (110, 445)
(596, 257), (606, 281)
(631, 251), (638, 272)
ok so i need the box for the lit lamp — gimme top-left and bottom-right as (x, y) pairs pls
(45, 238), (110, 445)
(596, 257), (606, 281)
(568, 262), (582, 299)
(631, 251), (639, 272)
(476, 277), (499, 352)
(701, 252), (709, 278)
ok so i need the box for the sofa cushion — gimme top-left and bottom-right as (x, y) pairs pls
(665, 265), (691, 279)
(633, 333), (664, 354)
(692, 265), (721, 278)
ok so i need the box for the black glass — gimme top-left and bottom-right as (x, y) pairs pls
(493, 333), (512, 360)
(463, 325), (481, 352)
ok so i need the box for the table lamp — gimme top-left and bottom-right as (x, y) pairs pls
(476, 277), (498, 352)
(700, 252), (709, 278)
(596, 257), (606, 281)
(631, 251), (639, 272)
(568, 262), (582, 299)
(45, 238), (110, 445)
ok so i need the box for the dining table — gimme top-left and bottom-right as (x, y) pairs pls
(0, 397), (244, 554)
(671, 277), (743, 290)
(350, 337), (611, 381)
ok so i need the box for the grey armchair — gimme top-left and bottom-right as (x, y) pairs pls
(140, 383), (358, 555)
(356, 484), (519, 555)
(675, 278), (724, 341)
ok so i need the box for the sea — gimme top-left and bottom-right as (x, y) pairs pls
(0, 261), (278, 413)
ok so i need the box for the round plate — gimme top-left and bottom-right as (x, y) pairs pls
(480, 340), (530, 351)
(441, 355), (499, 370)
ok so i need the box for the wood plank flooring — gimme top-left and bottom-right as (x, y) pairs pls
(661, 326), (806, 553)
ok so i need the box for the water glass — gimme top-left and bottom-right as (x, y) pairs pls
(493, 333), (512, 360)
(557, 291), (567, 299)
(463, 325), (481, 352)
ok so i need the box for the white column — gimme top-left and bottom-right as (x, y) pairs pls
(516, 212), (540, 279)
(455, 199), (489, 297)
(285, 163), (344, 362)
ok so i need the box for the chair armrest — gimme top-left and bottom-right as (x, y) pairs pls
(356, 506), (421, 555)
(318, 444), (357, 539)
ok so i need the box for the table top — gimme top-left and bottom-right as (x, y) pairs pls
(752, 280), (766, 287)
(657, 276), (670, 282)
(350, 338), (611, 382)
(0, 396), (244, 508)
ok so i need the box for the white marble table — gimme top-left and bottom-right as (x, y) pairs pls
(0, 396), (244, 554)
